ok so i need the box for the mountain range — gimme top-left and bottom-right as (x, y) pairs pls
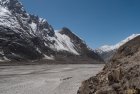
(95, 34), (140, 62)
(0, 0), (139, 65)
(0, 0), (140, 93)
(0, 0), (103, 63)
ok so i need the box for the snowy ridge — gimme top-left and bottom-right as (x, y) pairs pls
(0, 0), (10, 6)
(0, 6), (20, 29)
(44, 30), (79, 55)
(96, 34), (140, 54)
(55, 32), (79, 55)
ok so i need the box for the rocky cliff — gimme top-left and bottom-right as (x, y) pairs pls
(78, 35), (140, 94)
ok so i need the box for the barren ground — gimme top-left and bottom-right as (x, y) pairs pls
(0, 64), (103, 94)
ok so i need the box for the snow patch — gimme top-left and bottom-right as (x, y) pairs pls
(43, 30), (79, 55)
(29, 22), (37, 32)
(0, 0), (10, 6)
(36, 48), (42, 53)
(0, 56), (10, 62)
(39, 17), (46, 23)
(0, 6), (21, 29)
(43, 54), (54, 60)
(54, 32), (79, 55)
(0, 6), (10, 15)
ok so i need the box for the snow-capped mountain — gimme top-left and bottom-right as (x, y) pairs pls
(0, 0), (103, 63)
(95, 34), (140, 61)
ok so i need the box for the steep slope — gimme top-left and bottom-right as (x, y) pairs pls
(58, 28), (102, 60)
(0, 0), (103, 63)
(78, 35), (140, 94)
(95, 34), (140, 61)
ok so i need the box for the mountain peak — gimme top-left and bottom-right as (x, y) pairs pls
(0, 0), (26, 14)
(95, 34), (140, 62)
(59, 27), (75, 37)
(59, 27), (86, 44)
(97, 34), (140, 53)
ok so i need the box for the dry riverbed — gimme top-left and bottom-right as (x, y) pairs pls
(0, 64), (104, 94)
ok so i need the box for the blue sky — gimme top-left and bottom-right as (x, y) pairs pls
(20, 0), (140, 48)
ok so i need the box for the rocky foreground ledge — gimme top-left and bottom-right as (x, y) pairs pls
(78, 36), (140, 94)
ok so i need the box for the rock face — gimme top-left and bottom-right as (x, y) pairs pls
(78, 35), (140, 94)
(0, 0), (103, 63)
(95, 34), (140, 62)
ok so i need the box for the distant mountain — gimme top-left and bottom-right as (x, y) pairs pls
(78, 35), (140, 94)
(0, 0), (103, 63)
(95, 34), (140, 61)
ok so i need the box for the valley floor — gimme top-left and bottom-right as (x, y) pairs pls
(0, 64), (104, 94)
